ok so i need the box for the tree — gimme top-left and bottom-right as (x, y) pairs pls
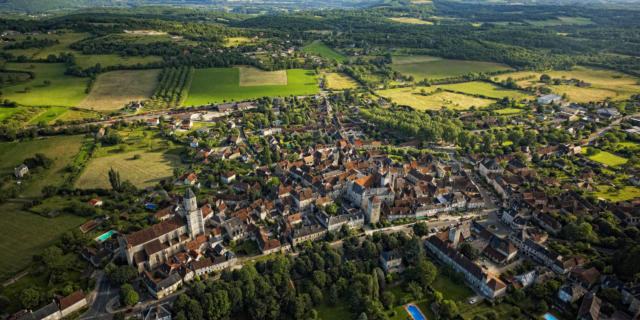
(20, 288), (40, 309)
(459, 242), (480, 261)
(109, 167), (121, 191)
(440, 300), (459, 319)
(120, 284), (139, 306)
(42, 246), (64, 271)
(413, 222), (429, 237)
(404, 237), (425, 265)
(210, 291), (231, 320)
(381, 291), (395, 310)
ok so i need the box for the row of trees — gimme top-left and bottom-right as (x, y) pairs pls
(148, 67), (194, 108)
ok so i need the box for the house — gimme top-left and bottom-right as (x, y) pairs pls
(622, 284), (640, 315)
(96, 128), (105, 138)
(596, 108), (620, 119)
(32, 302), (61, 320)
(535, 213), (562, 234)
(290, 224), (327, 246)
(538, 94), (562, 105)
(182, 172), (197, 185)
(79, 220), (97, 234)
(558, 283), (587, 304)
(380, 250), (402, 273)
(81, 247), (111, 267)
(143, 304), (172, 320)
(577, 292), (602, 320)
(221, 171), (236, 184)
(146, 118), (160, 126)
(181, 119), (193, 129)
(14, 164), (28, 178)
(190, 138), (199, 148)
(143, 271), (182, 299)
(570, 267), (600, 289)
(58, 290), (87, 317)
(88, 199), (103, 207)
(478, 159), (503, 178)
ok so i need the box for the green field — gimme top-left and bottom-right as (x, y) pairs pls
(0, 202), (87, 282)
(2, 63), (88, 107)
(0, 107), (25, 121)
(303, 41), (347, 63)
(0, 135), (84, 197)
(388, 17), (434, 25)
(74, 54), (163, 69)
(391, 55), (513, 80)
(1, 32), (89, 59)
(78, 69), (160, 111)
(29, 107), (68, 124)
(377, 87), (494, 110)
(184, 68), (319, 105)
(592, 185), (640, 202)
(584, 148), (628, 166)
(525, 16), (593, 27)
(494, 107), (527, 115)
(433, 81), (530, 100)
(238, 66), (287, 86)
(325, 73), (359, 90)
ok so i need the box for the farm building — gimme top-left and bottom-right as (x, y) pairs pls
(538, 94), (562, 105)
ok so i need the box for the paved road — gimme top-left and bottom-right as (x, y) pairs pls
(80, 273), (117, 320)
(586, 113), (639, 143)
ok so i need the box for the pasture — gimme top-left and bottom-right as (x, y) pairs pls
(1, 32), (89, 59)
(74, 54), (163, 69)
(29, 106), (68, 124)
(57, 108), (101, 122)
(494, 66), (640, 102)
(76, 151), (183, 189)
(78, 69), (160, 111)
(0, 107), (25, 121)
(1, 63), (88, 107)
(185, 68), (319, 105)
(388, 17), (433, 25)
(584, 148), (628, 166)
(238, 66), (287, 86)
(433, 81), (529, 99)
(391, 55), (513, 80)
(0, 135), (84, 197)
(325, 73), (359, 90)
(0, 202), (87, 282)
(303, 41), (348, 63)
(377, 87), (494, 110)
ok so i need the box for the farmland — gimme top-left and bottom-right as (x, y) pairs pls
(303, 41), (348, 63)
(324, 73), (359, 90)
(0, 107), (25, 121)
(391, 55), (512, 80)
(377, 87), (494, 110)
(78, 69), (161, 111)
(0, 135), (84, 197)
(224, 36), (253, 47)
(388, 17), (433, 25)
(147, 67), (194, 109)
(494, 66), (640, 102)
(0, 202), (87, 282)
(239, 66), (287, 86)
(1, 63), (88, 107)
(184, 68), (319, 106)
(433, 81), (530, 100)
(29, 107), (68, 124)
(74, 54), (163, 69)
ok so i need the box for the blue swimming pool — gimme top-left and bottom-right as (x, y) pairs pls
(406, 304), (426, 320)
(543, 313), (559, 320)
(97, 230), (116, 242)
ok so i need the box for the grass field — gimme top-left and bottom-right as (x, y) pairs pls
(0, 106), (25, 121)
(1, 32), (89, 59)
(388, 17), (434, 25)
(0, 135), (84, 197)
(0, 202), (87, 282)
(377, 87), (494, 110)
(76, 151), (183, 189)
(77, 69), (160, 111)
(592, 185), (640, 202)
(494, 66), (640, 102)
(2, 63), (88, 107)
(584, 148), (628, 166)
(391, 55), (512, 80)
(525, 16), (593, 27)
(225, 36), (253, 47)
(29, 107), (68, 124)
(184, 68), (319, 105)
(57, 108), (102, 122)
(74, 54), (163, 69)
(325, 73), (359, 90)
(433, 81), (530, 99)
(238, 66), (287, 86)
(303, 41), (347, 63)
(494, 107), (526, 115)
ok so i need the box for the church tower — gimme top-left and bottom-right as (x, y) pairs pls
(367, 196), (381, 224)
(184, 188), (205, 237)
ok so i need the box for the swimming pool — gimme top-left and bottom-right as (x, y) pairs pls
(405, 304), (427, 320)
(97, 230), (116, 242)
(543, 313), (559, 320)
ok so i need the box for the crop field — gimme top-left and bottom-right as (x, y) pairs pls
(147, 67), (194, 109)
(238, 66), (287, 86)
(325, 73), (359, 90)
(74, 54), (163, 68)
(76, 151), (183, 189)
(78, 69), (160, 111)
(0, 135), (84, 196)
(184, 68), (319, 106)
(303, 41), (348, 63)
(494, 66), (640, 102)
(2, 63), (88, 107)
(29, 107), (68, 124)
(377, 87), (494, 110)
(0, 202), (87, 282)
(433, 81), (530, 99)
(391, 55), (513, 80)
(388, 17), (434, 25)
(225, 36), (253, 47)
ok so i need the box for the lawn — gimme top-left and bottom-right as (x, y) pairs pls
(391, 55), (513, 80)
(0, 202), (87, 282)
(592, 185), (640, 202)
(388, 17), (434, 25)
(2, 63), (88, 107)
(238, 66), (287, 86)
(77, 69), (161, 111)
(325, 73), (359, 90)
(0, 135), (84, 197)
(184, 68), (319, 106)
(584, 148), (628, 166)
(494, 66), (640, 102)
(29, 107), (68, 124)
(303, 41), (348, 63)
(377, 87), (494, 110)
(433, 81), (530, 100)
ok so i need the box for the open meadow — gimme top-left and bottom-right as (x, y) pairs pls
(77, 69), (160, 111)
(0, 135), (84, 197)
(494, 66), (640, 102)
(584, 148), (628, 167)
(433, 81), (530, 100)
(225, 36), (254, 47)
(391, 55), (512, 80)
(592, 185), (640, 202)
(1, 63), (88, 107)
(185, 68), (319, 105)
(325, 73), (359, 90)
(303, 41), (348, 63)
(238, 66), (287, 86)
(388, 17), (434, 25)
(29, 106), (68, 124)
(377, 87), (494, 110)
